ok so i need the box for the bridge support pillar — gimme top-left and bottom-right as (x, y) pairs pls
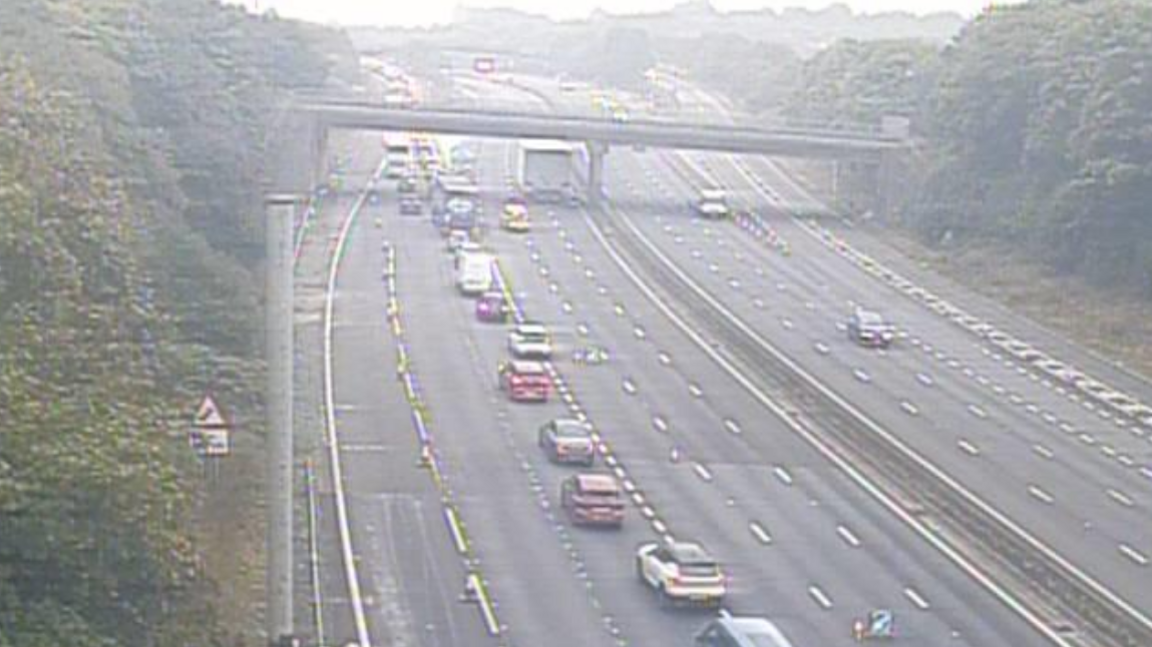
(586, 141), (607, 208)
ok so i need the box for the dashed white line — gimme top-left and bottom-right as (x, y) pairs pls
(1119, 544), (1148, 566)
(967, 404), (988, 419)
(1107, 489), (1134, 508)
(688, 382), (704, 398)
(749, 521), (773, 545)
(724, 418), (742, 435)
(808, 585), (834, 610)
(693, 463), (714, 483)
(1033, 444), (1054, 460)
(958, 440), (981, 456)
(901, 401), (920, 416)
(836, 525), (862, 548)
(1028, 485), (1055, 505)
(652, 416), (669, 433)
(904, 587), (931, 610)
(773, 466), (794, 486)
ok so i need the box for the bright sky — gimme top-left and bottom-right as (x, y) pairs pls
(235, 1), (992, 27)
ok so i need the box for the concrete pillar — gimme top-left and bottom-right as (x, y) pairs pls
(263, 194), (296, 646)
(587, 141), (607, 208)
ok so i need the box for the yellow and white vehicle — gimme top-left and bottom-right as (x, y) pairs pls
(501, 200), (531, 232)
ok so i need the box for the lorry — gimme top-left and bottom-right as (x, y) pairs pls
(431, 173), (481, 233)
(456, 252), (494, 296)
(517, 139), (577, 203)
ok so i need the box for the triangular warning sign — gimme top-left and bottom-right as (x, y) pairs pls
(194, 395), (227, 428)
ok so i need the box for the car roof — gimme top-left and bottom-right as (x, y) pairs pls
(516, 322), (548, 333)
(574, 474), (619, 493)
(510, 360), (546, 373)
(668, 541), (715, 564)
(715, 617), (796, 647)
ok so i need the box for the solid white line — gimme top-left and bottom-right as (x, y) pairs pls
(904, 587), (931, 610)
(583, 202), (1143, 643)
(321, 160), (385, 647)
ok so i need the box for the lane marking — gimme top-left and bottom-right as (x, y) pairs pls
(958, 440), (981, 457)
(724, 418), (742, 435)
(905, 587), (931, 610)
(1028, 485), (1055, 505)
(1119, 544), (1148, 566)
(773, 466), (794, 486)
(836, 525), (862, 548)
(1107, 489), (1134, 508)
(1033, 445), (1054, 460)
(693, 463), (714, 483)
(749, 522), (773, 545)
(808, 585), (834, 610)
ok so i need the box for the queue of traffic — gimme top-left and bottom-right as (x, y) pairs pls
(380, 136), (898, 646)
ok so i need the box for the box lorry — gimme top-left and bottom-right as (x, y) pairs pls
(517, 140), (576, 203)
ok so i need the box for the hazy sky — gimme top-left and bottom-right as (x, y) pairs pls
(236, 0), (993, 27)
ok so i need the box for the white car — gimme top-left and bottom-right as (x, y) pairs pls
(636, 541), (726, 608)
(508, 322), (553, 359)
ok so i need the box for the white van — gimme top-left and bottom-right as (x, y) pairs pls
(456, 252), (494, 296)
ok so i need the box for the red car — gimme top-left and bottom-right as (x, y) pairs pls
(561, 474), (625, 527)
(497, 360), (551, 402)
(475, 291), (509, 323)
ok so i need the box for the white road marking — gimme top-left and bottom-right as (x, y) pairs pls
(904, 587), (931, 610)
(1033, 444), (1054, 460)
(724, 419), (742, 435)
(901, 401), (920, 416)
(1028, 485), (1055, 504)
(1107, 489), (1134, 508)
(652, 416), (669, 433)
(1119, 544), (1148, 566)
(749, 522), (773, 545)
(808, 585), (834, 610)
(814, 342), (830, 355)
(836, 525), (862, 548)
(967, 404), (988, 419)
(693, 463), (714, 482)
(688, 383), (704, 398)
(773, 466), (794, 486)
(958, 440), (981, 456)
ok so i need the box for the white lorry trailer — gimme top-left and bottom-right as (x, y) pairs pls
(517, 140), (577, 203)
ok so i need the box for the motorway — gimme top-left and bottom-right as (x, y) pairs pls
(302, 70), (1151, 647)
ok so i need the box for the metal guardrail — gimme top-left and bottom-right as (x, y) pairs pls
(585, 187), (1152, 647)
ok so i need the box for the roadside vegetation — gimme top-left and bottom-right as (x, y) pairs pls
(0, 1), (354, 645)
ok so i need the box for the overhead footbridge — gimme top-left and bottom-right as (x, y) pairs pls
(301, 100), (909, 207)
